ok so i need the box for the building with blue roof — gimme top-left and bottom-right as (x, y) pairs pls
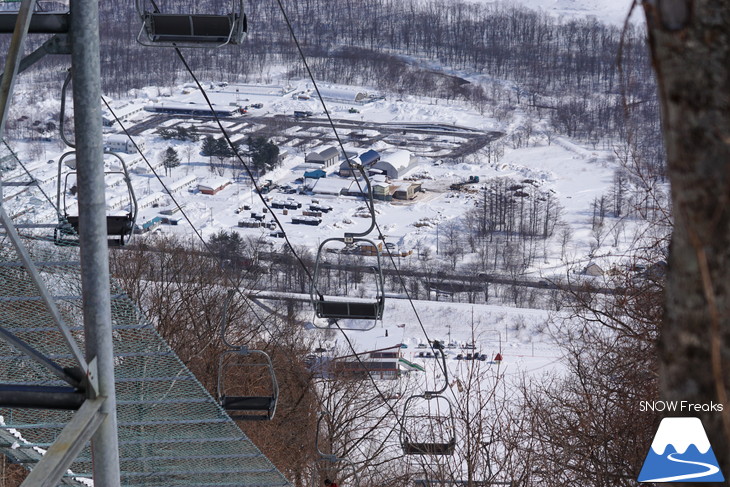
(339, 149), (380, 177)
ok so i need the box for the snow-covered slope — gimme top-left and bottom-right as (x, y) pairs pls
(468, 0), (642, 25)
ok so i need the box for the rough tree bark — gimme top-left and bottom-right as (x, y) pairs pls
(643, 0), (730, 484)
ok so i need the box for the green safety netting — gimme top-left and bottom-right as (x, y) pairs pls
(0, 152), (290, 486)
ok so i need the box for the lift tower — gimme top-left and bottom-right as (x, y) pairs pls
(0, 0), (121, 484)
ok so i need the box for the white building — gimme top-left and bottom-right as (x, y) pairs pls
(105, 134), (145, 155)
(317, 87), (369, 105)
(369, 150), (417, 179)
(102, 103), (146, 127)
(168, 174), (198, 194)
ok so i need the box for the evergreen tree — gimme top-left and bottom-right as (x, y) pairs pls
(162, 146), (180, 176)
(247, 136), (280, 173)
(201, 135), (217, 157)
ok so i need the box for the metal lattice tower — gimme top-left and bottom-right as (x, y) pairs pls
(0, 0), (292, 485)
(0, 237), (291, 486)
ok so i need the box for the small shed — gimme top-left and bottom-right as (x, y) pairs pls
(373, 182), (394, 201)
(394, 182), (422, 200)
(583, 263), (604, 276)
(304, 169), (327, 179)
(198, 177), (231, 195)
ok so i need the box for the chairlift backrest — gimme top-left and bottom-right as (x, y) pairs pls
(136, 0), (247, 48)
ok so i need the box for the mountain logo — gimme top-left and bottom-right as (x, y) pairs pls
(638, 417), (725, 482)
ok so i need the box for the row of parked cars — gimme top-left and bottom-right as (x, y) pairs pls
(415, 351), (488, 361)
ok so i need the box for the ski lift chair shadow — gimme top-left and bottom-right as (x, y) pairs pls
(136, 0), (247, 48)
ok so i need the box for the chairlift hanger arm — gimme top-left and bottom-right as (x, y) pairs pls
(0, 0), (36, 138)
(0, 34), (70, 82)
(344, 165), (376, 241)
(59, 69), (73, 148)
(424, 341), (448, 397)
(219, 288), (239, 349)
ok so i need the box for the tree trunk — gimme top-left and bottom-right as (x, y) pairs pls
(644, 0), (730, 483)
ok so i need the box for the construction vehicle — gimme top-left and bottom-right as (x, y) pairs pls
(449, 175), (479, 190)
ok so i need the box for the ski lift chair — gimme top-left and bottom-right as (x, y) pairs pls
(136, 0), (247, 48)
(309, 169), (385, 330)
(315, 411), (360, 487)
(401, 341), (456, 455)
(217, 290), (279, 421)
(0, 1), (69, 35)
(310, 237), (385, 330)
(217, 347), (278, 421)
(54, 151), (138, 246)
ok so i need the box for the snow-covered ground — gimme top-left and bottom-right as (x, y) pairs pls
(495, 0), (641, 25)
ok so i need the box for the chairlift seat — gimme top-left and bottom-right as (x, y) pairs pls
(141, 12), (245, 45)
(64, 215), (133, 239)
(217, 348), (279, 421)
(402, 439), (455, 456)
(314, 297), (384, 320)
(221, 395), (274, 411)
(56, 155), (138, 246)
(0, 12), (69, 34)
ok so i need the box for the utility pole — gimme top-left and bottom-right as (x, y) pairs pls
(436, 222), (439, 255)
(70, 0), (121, 483)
